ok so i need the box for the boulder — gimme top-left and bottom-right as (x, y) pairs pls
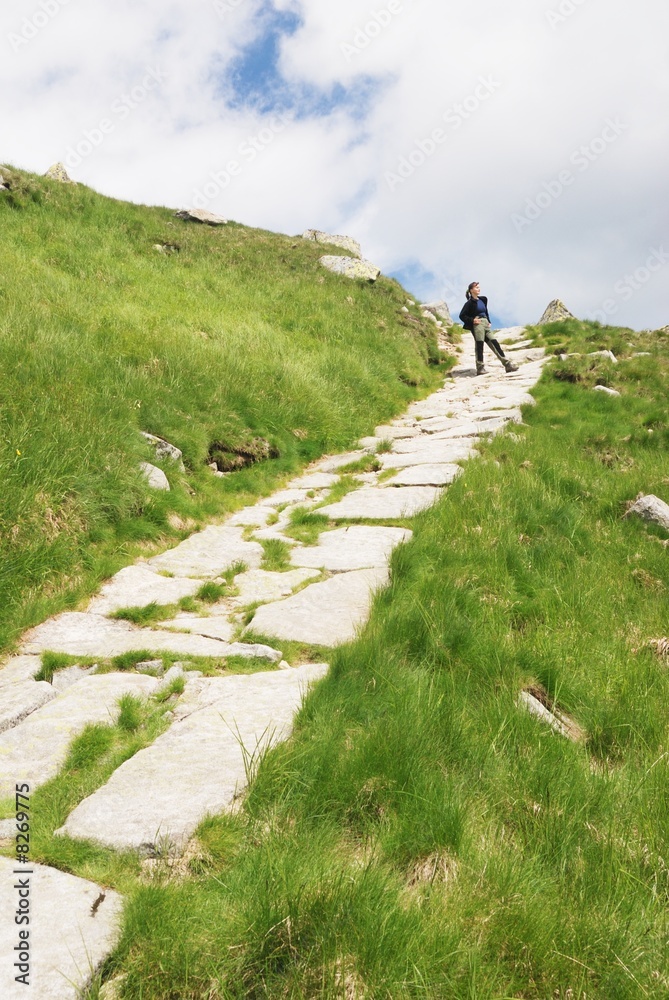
(319, 256), (380, 282)
(140, 461), (170, 491)
(0, 172), (8, 191)
(44, 162), (75, 183)
(421, 300), (453, 325)
(303, 230), (362, 258)
(625, 494), (669, 532)
(175, 208), (227, 225)
(537, 299), (575, 324)
(141, 431), (185, 471)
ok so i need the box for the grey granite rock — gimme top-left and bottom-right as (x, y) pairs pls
(421, 300), (453, 325)
(383, 464), (463, 487)
(0, 656), (41, 687)
(87, 565), (202, 616)
(378, 440), (476, 469)
(319, 486), (442, 520)
(593, 385), (621, 397)
(56, 664), (328, 852)
(303, 230), (362, 258)
(175, 208), (227, 225)
(156, 614), (235, 643)
(319, 256), (380, 281)
(140, 431), (185, 470)
(0, 856), (123, 1000)
(44, 162), (76, 183)
(537, 299), (575, 324)
(287, 472), (340, 489)
(140, 462), (170, 491)
(0, 681), (56, 734)
(148, 525), (263, 578)
(233, 568), (321, 605)
(290, 526), (411, 572)
(248, 568), (389, 646)
(51, 665), (95, 693)
(625, 494), (669, 532)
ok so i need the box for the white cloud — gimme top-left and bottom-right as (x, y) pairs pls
(1, 0), (668, 328)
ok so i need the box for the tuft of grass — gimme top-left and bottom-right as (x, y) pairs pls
(195, 581), (228, 603)
(260, 538), (292, 572)
(154, 676), (186, 703)
(285, 507), (331, 545)
(35, 650), (95, 683)
(112, 603), (176, 626)
(337, 454), (382, 475)
(117, 694), (144, 732)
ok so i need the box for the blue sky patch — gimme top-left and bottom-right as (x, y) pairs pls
(222, 3), (382, 121)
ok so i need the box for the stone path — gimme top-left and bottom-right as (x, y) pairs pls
(0, 328), (547, 997)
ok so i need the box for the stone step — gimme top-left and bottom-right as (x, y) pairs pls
(0, 857), (123, 1000)
(384, 464), (463, 487)
(147, 525), (263, 579)
(247, 568), (389, 646)
(378, 441), (476, 469)
(290, 525), (412, 572)
(319, 486), (442, 521)
(87, 565), (202, 616)
(56, 664), (329, 853)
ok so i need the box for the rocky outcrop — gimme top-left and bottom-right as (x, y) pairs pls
(421, 301), (453, 325)
(303, 230), (362, 259)
(537, 299), (575, 324)
(0, 172), (9, 191)
(141, 431), (185, 471)
(625, 494), (669, 532)
(319, 256), (380, 282)
(44, 162), (75, 183)
(175, 208), (227, 225)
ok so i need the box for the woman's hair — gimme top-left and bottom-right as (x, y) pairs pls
(466, 281), (479, 300)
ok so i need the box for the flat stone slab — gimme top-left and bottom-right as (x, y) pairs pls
(374, 424), (422, 440)
(0, 681), (56, 734)
(156, 614), (236, 643)
(0, 857), (123, 1000)
(287, 472), (340, 489)
(51, 665), (95, 693)
(87, 565), (202, 616)
(259, 489), (312, 507)
(226, 506), (273, 527)
(56, 664), (328, 852)
(248, 567), (389, 646)
(22, 613), (242, 659)
(290, 526), (411, 572)
(314, 451), (367, 473)
(148, 525), (263, 579)
(0, 673), (158, 798)
(251, 526), (300, 545)
(384, 464), (463, 487)
(0, 656), (41, 687)
(233, 568), (321, 605)
(378, 441), (476, 469)
(319, 486), (442, 520)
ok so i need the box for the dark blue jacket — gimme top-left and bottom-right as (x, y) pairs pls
(459, 295), (490, 333)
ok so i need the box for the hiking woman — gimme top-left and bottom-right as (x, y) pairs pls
(459, 281), (518, 375)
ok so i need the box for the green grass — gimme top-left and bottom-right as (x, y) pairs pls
(35, 650), (97, 682)
(112, 602), (177, 626)
(285, 507), (331, 545)
(260, 538), (292, 572)
(69, 320), (669, 999)
(0, 165), (444, 657)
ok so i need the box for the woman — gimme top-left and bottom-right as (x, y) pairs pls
(459, 281), (518, 376)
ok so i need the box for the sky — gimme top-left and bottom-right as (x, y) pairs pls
(2, 0), (668, 330)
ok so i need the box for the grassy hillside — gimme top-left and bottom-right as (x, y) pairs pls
(19, 319), (669, 998)
(0, 165), (443, 654)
